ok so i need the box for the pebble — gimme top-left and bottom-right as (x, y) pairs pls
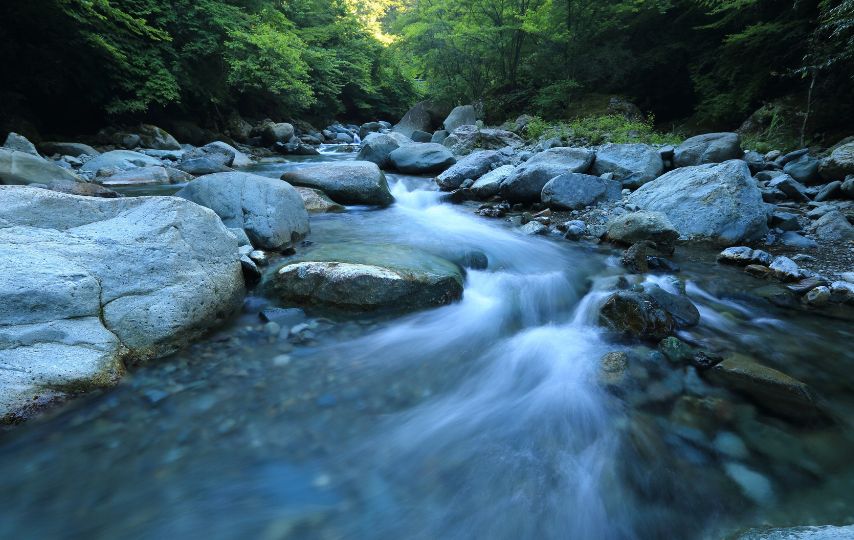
(805, 286), (832, 306)
(713, 432), (750, 460)
(769, 256), (802, 281)
(263, 321), (281, 336)
(272, 354), (292, 366)
(723, 462), (775, 505)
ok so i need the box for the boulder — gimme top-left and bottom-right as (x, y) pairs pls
(0, 187), (244, 420)
(295, 186), (345, 213)
(705, 355), (822, 421)
(359, 121), (383, 140)
(39, 141), (100, 157)
(177, 172), (309, 249)
(819, 141), (854, 181)
(261, 122), (295, 145)
(471, 165), (514, 199)
(281, 161), (394, 206)
(264, 243), (464, 313)
(673, 132), (743, 167)
(811, 210), (854, 242)
(411, 130), (432, 143)
(393, 100), (446, 138)
(435, 150), (510, 190)
(3, 133), (39, 156)
(224, 113), (253, 142)
(627, 160), (768, 244)
(0, 149), (82, 185)
(541, 173), (621, 210)
(768, 174), (810, 202)
(442, 125), (524, 155)
(389, 143), (456, 174)
(176, 156), (232, 176)
(591, 143), (664, 187)
(80, 150), (162, 174)
(642, 283), (700, 328)
(814, 181), (842, 202)
(99, 166), (170, 186)
(356, 134), (401, 169)
(606, 211), (679, 253)
(598, 291), (675, 341)
(717, 246), (772, 266)
(137, 124), (181, 150)
(442, 105), (477, 133)
(431, 130), (449, 144)
(842, 177), (854, 199)
(783, 154), (821, 184)
(500, 147), (595, 203)
(203, 141), (252, 167)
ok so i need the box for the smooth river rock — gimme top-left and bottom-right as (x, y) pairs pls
(673, 132), (743, 167)
(541, 172), (621, 210)
(281, 161), (394, 206)
(0, 148), (82, 185)
(627, 160), (768, 244)
(177, 172), (309, 250)
(295, 186), (345, 213)
(500, 147), (595, 203)
(442, 125), (524, 155)
(591, 143), (665, 187)
(435, 150), (510, 190)
(264, 243), (464, 313)
(0, 187), (244, 421)
(389, 143), (457, 174)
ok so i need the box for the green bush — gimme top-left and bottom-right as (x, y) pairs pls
(524, 115), (681, 146)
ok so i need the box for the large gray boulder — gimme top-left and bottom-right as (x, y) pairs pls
(393, 101), (446, 138)
(471, 165), (514, 199)
(204, 141), (252, 168)
(442, 105), (477, 133)
(541, 173), (621, 210)
(261, 122), (295, 145)
(811, 210), (854, 242)
(357, 133), (401, 169)
(819, 141), (854, 181)
(442, 125), (524, 155)
(177, 172), (309, 249)
(389, 143), (456, 174)
(80, 150), (162, 174)
(0, 187), (244, 420)
(137, 124), (181, 150)
(281, 161), (394, 206)
(39, 141), (100, 157)
(627, 160), (769, 244)
(673, 132), (743, 167)
(264, 243), (464, 312)
(500, 147), (595, 203)
(435, 150), (510, 190)
(0, 149), (82, 185)
(591, 143), (664, 186)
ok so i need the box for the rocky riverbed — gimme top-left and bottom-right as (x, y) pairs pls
(0, 103), (852, 539)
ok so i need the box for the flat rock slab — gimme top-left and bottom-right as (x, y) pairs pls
(264, 243), (464, 313)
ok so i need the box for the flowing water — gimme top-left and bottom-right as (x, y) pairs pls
(1, 147), (853, 539)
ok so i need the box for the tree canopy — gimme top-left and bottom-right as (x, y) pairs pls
(0, 0), (851, 139)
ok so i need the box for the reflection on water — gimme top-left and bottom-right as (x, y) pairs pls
(1, 151), (852, 539)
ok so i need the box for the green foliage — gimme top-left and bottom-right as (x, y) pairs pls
(0, 0), (418, 130)
(525, 115), (682, 146)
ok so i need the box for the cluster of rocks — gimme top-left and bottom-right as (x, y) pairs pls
(0, 113), (483, 422)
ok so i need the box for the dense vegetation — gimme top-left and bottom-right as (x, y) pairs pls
(0, 0), (852, 142)
(393, 0), (854, 138)
(0, 0), (418, 133)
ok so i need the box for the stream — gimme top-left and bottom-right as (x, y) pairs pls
(1, 147), (852, 539)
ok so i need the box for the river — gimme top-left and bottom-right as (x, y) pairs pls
(1, 146), (852, 539)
